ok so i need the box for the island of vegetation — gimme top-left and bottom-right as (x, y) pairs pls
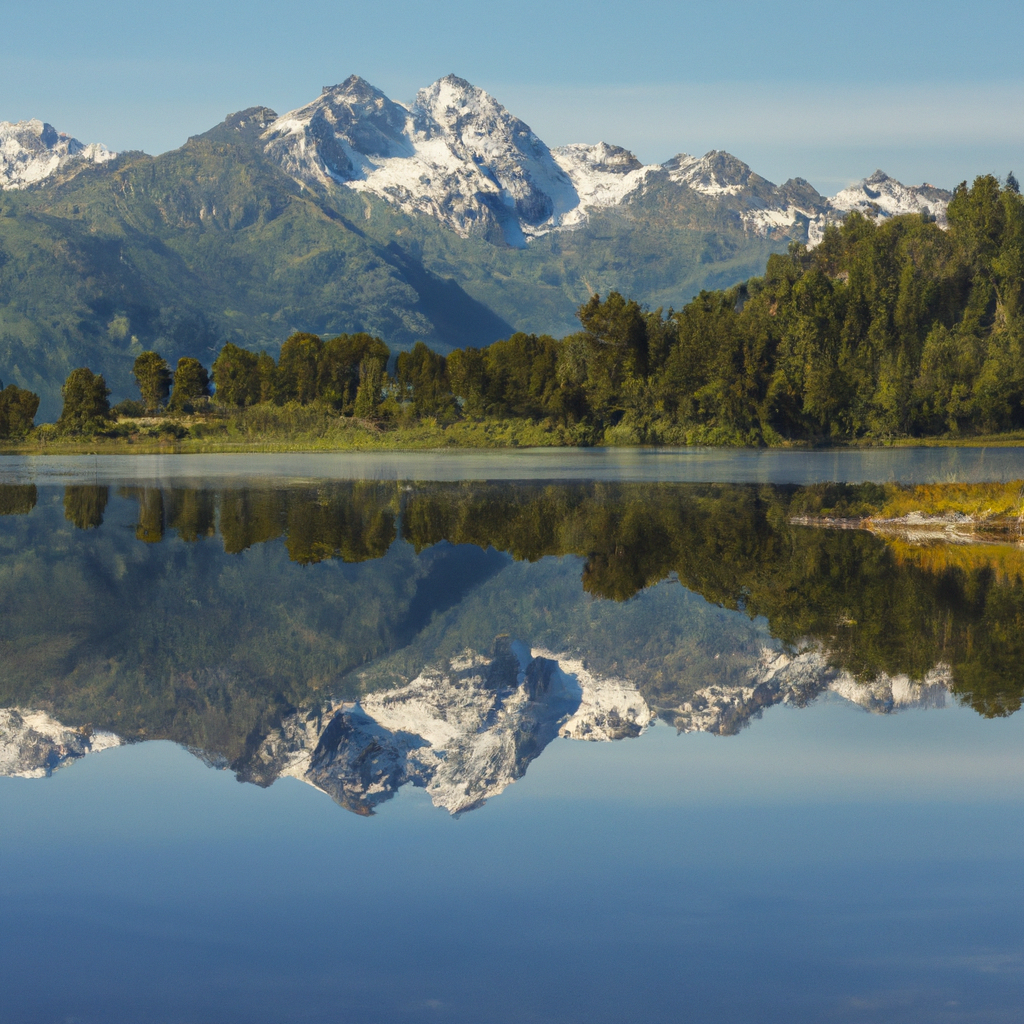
(2, 174), (1022, 451)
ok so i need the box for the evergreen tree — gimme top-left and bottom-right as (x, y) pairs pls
(257, 352), (278, 404)
(63, 486), (109, 530)
(277, 332), (323, 404)
(395, 342), (456, 419)
(353, 357), (386, 420)
(211, 344), (260, 407)
(319, 333), (389, 412)
(446, 347), (487, 416)
(168, 358), (211, 411)
(0, 382), (40, 438)
(0, 484), (37, 515)
(58, 368), (110, 434)
(132, 351), (172, 413)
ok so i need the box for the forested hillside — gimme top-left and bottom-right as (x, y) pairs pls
(0, 108), (784, 419)
(395, 174), (1024, 442)
(172, 174), (1021, 444)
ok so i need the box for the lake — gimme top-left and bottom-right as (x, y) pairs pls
(2, 449), (1024, 1023)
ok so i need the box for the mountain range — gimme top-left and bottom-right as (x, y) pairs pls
(1, 75), (953, 417)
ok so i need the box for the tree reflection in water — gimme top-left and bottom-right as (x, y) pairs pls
(1, 479), (1022, 811)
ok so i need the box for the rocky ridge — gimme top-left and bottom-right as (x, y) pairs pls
(671, 647), (951, 735)
(2, 77), (953, 248)
(0, 707), (121, 778)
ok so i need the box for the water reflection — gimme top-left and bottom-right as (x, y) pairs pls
(1, 479), (1022, 814)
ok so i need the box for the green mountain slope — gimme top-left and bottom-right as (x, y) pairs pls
(0, 109), (792, 418)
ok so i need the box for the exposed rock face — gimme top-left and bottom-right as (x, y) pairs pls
(817, 170), (951, 240)
(0, 119), (115, 189)
(261, 74), (591, 244)
(660, 151), (952, 245)
(235, 637), (655, 815)
(275, 639), (591, 815)
(0, 708), (121, 778)
(257, 77), (952, 248)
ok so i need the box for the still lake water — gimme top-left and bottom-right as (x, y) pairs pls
(2, 449), (1024, 1023)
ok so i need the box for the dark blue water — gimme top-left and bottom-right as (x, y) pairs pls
(3, 706), (1023, 1024)
(2, 453), (1023, 1023)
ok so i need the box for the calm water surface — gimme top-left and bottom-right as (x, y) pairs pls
(2, 450), (1024, 1023)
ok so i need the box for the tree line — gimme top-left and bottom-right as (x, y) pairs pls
(32, 172), (1024, 443)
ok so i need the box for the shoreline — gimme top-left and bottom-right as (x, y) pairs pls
(5, 432), (1024, 456)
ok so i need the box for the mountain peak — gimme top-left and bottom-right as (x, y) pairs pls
(412, 74), (511, 132)
(665, 150), (759, 196)
(252, 74), (954, 250)
(322, 74), (389, 103)
(0, 118), (115, 190)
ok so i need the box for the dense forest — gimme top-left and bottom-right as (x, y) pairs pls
(5, 173), (1023, 445)
(401, 173), (1024, 442)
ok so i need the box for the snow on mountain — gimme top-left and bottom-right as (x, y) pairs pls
(2, 78), (954, 252)
(808, 170), (951, 245)
(241, 637), (652, 815)
(0, 119), (115, 189)
(0, 708), (121, 778)
(550, 143), (658, 225)
(240, 635), (952, 816)
(662, 150), (827, 239)
(657, 149), (953, 247)
(665, 150), (751, 196)
(260, 74), (658, 244)
(533, 650), (652, 741)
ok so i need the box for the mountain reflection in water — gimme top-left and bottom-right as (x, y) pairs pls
(1, 479), (1021, 815)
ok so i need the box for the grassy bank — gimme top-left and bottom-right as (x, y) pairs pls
(5, 404), (1024, 456)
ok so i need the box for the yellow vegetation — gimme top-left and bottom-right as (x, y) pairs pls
(876, 481), (1024, 521)
(886, 537), (1024, 582)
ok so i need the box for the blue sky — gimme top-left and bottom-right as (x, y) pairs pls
(4, 0), (1022, 194)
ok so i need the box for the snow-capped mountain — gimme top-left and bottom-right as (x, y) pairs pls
(2, 76), (953, 249)
(248, 637), (652, 816)
(809, 169), (951, 244)
(672, 648), (951, 736)
(239, 640), (953, 815)
(260, 74), (659, 244)
(0, 119), (115, 189)
(658, 150), (951, 246)
(256, 74), (952, 248)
